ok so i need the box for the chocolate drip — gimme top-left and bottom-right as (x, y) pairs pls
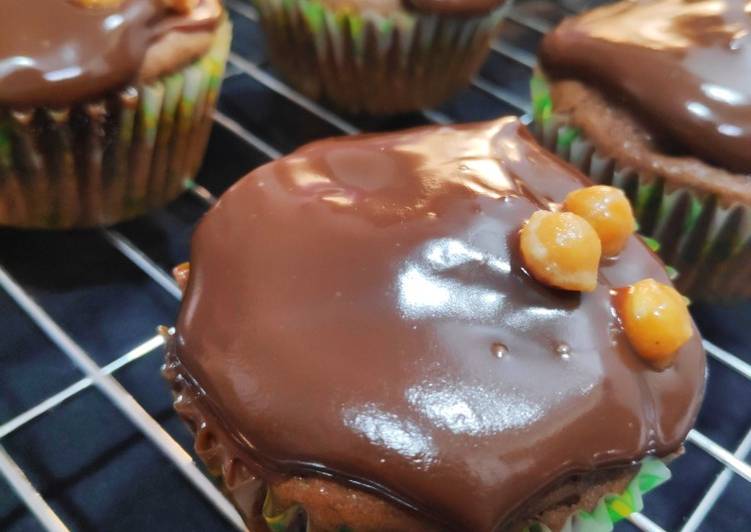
(175, 118), (705, 530)
(540, 0), (751, 174)
(0, 0), (221, 107)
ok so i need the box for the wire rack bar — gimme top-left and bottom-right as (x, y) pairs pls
(188, 182), (220, 205)
(101, 229), (182, 300)
(190, 185), (219, 206)
(0, 445), (69, 532)
(681, 425), (751, 532)
(226, 51), (453, 139)
(687, 429), (751, 483)
(422, 109), (453, 125)
(0, 381), (90, 442)
(213, 109), (283, 159)
(227, 52), (362, 135)
(628, 511), (666, 532)
(506, 10), (553, 32)
(0, 335), (164, 440)
(703, 339), (751, 381)
(491, 41), (536, 69)
(0, 266), (245, 531)
(470, 75), (532, 113)
(226, 0), (258, 19)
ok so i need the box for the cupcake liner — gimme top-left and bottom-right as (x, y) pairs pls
(0, 17), (231, 229)
(262, 492), (309, 532)
(251, 0), (512, 114)
(163, 337), (671, 532)
(524, 458), (670, 532)
(530, 75), (751, 301)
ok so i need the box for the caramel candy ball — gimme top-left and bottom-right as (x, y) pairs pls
(172, 262), (191, 293)
(520, 210), (602, 292)
(563, 185), (637, 256)
(618, 278), (693, 368)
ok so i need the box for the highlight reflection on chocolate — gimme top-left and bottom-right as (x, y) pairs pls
(0, 0), (221, 107)
(170, 117), (705, 530)
(539, 0), (751, 174)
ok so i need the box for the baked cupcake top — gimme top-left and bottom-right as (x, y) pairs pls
(0, 0), (223, 108)
(539, 0), (751, 175)
(175, 117), (705, 530)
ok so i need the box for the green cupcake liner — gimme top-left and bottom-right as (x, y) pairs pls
(524, 458), (670, 532)
(530, 74), (751, 301)
(259, 458), (670, 532)
(0, 18), (231, 229)
(251, 0), (512, 114)
(262, 490), (310, 532)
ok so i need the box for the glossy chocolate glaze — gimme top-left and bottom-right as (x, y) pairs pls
(0, 0), (221, 107)
(175, 117), (705, 530)
(540, 0), (751, 174)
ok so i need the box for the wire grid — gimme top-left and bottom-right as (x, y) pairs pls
(0, 0), (749, 530)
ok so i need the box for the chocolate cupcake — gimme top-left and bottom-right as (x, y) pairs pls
(533, 0), (751, 301)
(164, 117), (705, 531)
(252, 0), (512, 115)
(0, 0), (230, 229)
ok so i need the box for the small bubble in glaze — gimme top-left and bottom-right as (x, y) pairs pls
(491, 343), (508, 359)
(608, 323), (621, 346)
(556, 344), (571, 360)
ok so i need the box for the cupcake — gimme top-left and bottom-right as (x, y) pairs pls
(252, 0), (512, 115)
(0, 0), (230, 229)
(163, 117), (706, 531)
(533, 0), (751, 301)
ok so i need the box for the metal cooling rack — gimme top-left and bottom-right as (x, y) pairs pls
(0, 0), (749, 530)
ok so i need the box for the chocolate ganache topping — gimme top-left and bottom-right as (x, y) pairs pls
(0, 0), (221, 108)
(540, 0), (751, 175)
(175, 117), (705, 530)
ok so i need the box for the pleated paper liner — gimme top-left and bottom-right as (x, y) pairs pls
(163, 336), (671, 532)
(0, 17), (231, 229)
(524, 459), (670, 532)
(252, 0), (512, 115)
(530, 75), (751, 302)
